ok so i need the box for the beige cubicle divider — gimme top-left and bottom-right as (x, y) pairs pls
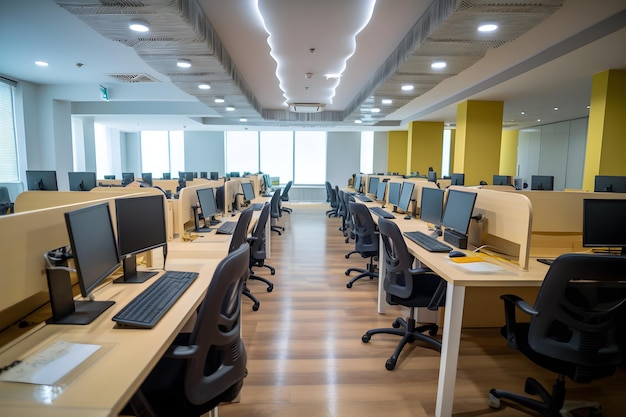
(224, 178), (243, 212)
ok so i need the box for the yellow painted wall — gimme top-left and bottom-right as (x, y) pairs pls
(499, 129), (519, 176)
(387, 130), (408, 175)
(407, 121), (444, 175)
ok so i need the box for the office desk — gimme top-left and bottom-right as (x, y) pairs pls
(0, 259), (221, 417)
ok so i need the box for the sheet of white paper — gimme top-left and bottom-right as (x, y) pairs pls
(0, 341), (101, 385)
(453, 261), (504, 273)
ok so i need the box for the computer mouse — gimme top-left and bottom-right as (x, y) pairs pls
(448, 250), (466, 258)
(404, 215), (411, 220)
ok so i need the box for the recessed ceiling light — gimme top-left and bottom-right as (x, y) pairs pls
(240, 118), (247, 122)
(553, 107), (559, 111)
(226, 106), (235, 111)
(381, 99), (392, 105)
(176, 59), (191, 68)
(370, 108), (381, 113)
(325, 73), (341, 80)
(214, 97), (225, 103)
(354, 120), (363, 124)
(587, 105), (590, 109)
(520, 111), (526, 115)
(198, 84), (211, 90)
(401, 84), (414, 91)
(35, 61), (49, 67)
(431, 61), (447, 69)
(129, 19), (150, 32)
(478, 23), (498, 32)
(537, 118), (541, 122)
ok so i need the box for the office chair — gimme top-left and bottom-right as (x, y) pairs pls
(129, 243), (249, 417)
(342, 190), (356, 245)
(325, 181), (338, 217)
(226, 208), (259, 310)
(247, 203), (275, 293)
(280, 180), (292, 214)
(336, 188), (347, 233)
(345, 202), (379, 288)
(269, 189), (284, 235)
(361, 218), (446, 370)
(488, 253), (626, 417)
(0, 187), (12, 215)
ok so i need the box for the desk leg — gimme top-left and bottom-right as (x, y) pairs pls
(377, 233), (387, 314)
(436, 283), (465, 417)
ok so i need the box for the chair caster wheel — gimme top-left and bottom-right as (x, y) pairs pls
(267, 285), (274, 292)
(345, 254), (350, 259)
(270, 271), (276, 276)
(429, 327), (438, 336)
(362, 334), (371, 343)
(487, 392), (501, 409)
(346, 282), (352, 288)
(385, 358), (396, 371)
(252, 304), (259, 311)
(345, 270), (350, 275)
(392, 319), (401, 328)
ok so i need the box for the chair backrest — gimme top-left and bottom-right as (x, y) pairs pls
(348, 202), (378, 254)
(228, 208), (253, 253)
(0, 187), (11, 215)
(336, 189), (346, 218)
(281, 181), (292, 201)
(270, 189), (281, 219)
(325, 181), (332, 202)
(183, 243), (249, 405)
(528, 253), (626, 379)
(249, 203), (270, 260)
(377, 218), (445, 305)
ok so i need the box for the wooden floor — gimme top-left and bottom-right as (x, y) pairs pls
(220, 204), (625, 417)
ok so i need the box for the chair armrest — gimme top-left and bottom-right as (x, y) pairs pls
(500, 294), (538, 349)
(165, 344), (199, 359)
(246, 236), (258, 244)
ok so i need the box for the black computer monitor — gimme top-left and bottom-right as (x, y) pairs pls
(181, 171), (194, 181)
(354, 175), (363, 192)
(594, 175), (626, 193)
(427, 170), (437, 183)
(530, 175), (554, 191)
(397, 182), (415, 215)
(375, 181), (386, 202)
(196, 187), (219, 232)
(241, 182), (255, 203)
(492, 175), (512, 186)
(442, 189), (477, 238)
(122, 172), (135, 186)
(200, 171), (208, 179)
(62, 202), (119, 323)
(450, 173), (465, 186)
(68, 172), (97, 191)
(26, 170), (58, 191)
(215, 185), (226, 214)
(104, 174), (116, 180)
(367, 176), (379, 195)
(230, 171), (240, 178)
(115, 195), (167, 283)
(387, 182), (401, 207)
(211, 172), (219, 181)
(583, 199), (626, 255)
(141, 172), (153, 187)
(420, 187), (445, 236)
(162, 172), (171, 180)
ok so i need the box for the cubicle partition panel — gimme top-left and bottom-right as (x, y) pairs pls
(224, 178), (243, 212)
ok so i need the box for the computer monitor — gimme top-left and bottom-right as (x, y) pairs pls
(200, 171), (208, 179)
(594, 175), (626, 193)
(211, 172), (219, 181)
(375, 181), (386, 202)
(492, 175), (512, 186)
(241, 182), (255, 203)
(115, 195), (167, 283)
(583, 199), (626, 255)
(427, 170), (437, 183)
(162, 172), (171, 180)
(141, 172), (153, 187)
(26, 170), (58, 191)
(420, 187), (445, 236)
(179, 171), (194, 181)
(215, 185), (226, 214)
(367, 176), (379, 196)
(354, 175), (363, 193)
(63, 202), (119, 323)
(387, 182), (401, 207)
(397, 181), (415, 215)
(530, 175), (554, 191)
(450, 173), (465, 186)
(442, 189), (477, 237)
(104, 174), (116, 180)
(122, 172), (135, 186)
(230, 171), (240, 178)
(196, 187), (219, 232)
(68, 171), (97, 191)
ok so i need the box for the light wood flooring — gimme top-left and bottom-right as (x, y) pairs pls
(220, 204), (625, 417)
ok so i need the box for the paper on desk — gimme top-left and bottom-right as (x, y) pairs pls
(0, 341), (100, 385)
(452, 261), (504, 273)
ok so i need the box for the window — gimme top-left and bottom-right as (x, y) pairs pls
(294, 131), (326, 185)
(225, 131), (259, 174)
(140, 131), (184, 176)
(0, 81), (19, 181)
(260, 131), (293, 183)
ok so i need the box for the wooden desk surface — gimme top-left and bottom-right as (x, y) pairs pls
(0, 259), (220, 417)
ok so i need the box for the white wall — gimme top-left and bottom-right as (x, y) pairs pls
(326, 131), (360, 187)
(184, 131), (225, 176)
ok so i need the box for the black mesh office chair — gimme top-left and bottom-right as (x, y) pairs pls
(269, 189), (284, 235)
(247, 204), (275, 293)
(0, 186), (13, 215)
(325, 181), (338, 217)
(228, 208), (259, 310)
(362, 218), (446, 370)
(345, 202), (379, 288)
(280, 180), (292, 214)
(488, 253), (626, 417)
(129, 243), (249, 417)
(337, 188), (347, 233)
(342, 190), (356, 246)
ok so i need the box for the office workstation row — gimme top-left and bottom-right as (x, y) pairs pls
(335, 176), (626, 417)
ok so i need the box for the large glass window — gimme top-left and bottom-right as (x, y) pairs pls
(225, 131), (259, 175)
(140, 130), (184, 177)
(294, 131), (326, 185)
(260, 131), (293, 183)
(0, 81), (19, 181)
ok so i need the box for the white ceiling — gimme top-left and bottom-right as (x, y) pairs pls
(0, 0), (625, 132)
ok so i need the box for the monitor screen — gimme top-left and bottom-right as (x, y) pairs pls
(531, 175), (554, 190)
(594, 175), (626, 193)
(197, 187), (219, 220)
(104, 174), (116, 180)
(420, 187), (445, 226)
(162, 172), (171, 180)
(375, 181), (386, 201)
(450, 173), (465, 186)
(230, 171), (240, 178)
(26, 170), (58, 191)
(241, 182), (255, 202)
(122, 172), (135, 186)
(354, 175), (362, 192)
(141, 172), (153, 187)
(215, 185), (226, 213)
(68, 172), (97, 191)
(211, 172), (219, 181)
(492, 175), (512, 186)
(65, 203), (120, 297)
(442, 189), (477, 236)
(583, 199), (626, 255)
(368, 176), (379, 195)
(398, 182), (415, 213)
(427, 171), (437, 183)
(387, 182), (401, 206)
(182, 171), (194, 181)
(200, 171), (208, 179)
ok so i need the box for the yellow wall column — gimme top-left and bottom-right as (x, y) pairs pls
(582, 69), (626, 190)
(406, 121), (444, 176)
(499, 129), (519, 177)
(454, 100), (504, 185)
(387, 130), (408, 175)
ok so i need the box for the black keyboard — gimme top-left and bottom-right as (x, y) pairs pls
(249, 203), (265, 211)
(403, 231), (452, 253)
(112, 270), (199, 328)
(356, 194), (373, 202)
(537, 258), (554, 265)
(216, 221), (237, 235)
(369, 206), (395, 219)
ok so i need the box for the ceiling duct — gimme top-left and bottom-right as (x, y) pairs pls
(289, 103), (325, 113)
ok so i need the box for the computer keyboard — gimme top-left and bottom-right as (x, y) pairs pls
(369, 206), (396, 219)
(112, 270), (199, 328)
(403, 231), (452, 253)
(355, 194), (373, 202)
(216, 221), (237, 235)
(249, 203), (265, 211)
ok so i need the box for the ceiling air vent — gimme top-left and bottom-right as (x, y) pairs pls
(107, 73), (160, 83)
(289, 103), (325, 113)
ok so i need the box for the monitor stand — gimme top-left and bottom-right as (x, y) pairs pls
(192, 205), (212, 233)
(46, 268), (114, 325)
(114, 255), (157, 284)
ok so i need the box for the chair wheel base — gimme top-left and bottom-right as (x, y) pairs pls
(252, 304), (259, 311)
(346, 282), (352, 288)
(385, 358), (396, 371)
(266, 285), (273, 292)
(362, 334), (371, 343)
